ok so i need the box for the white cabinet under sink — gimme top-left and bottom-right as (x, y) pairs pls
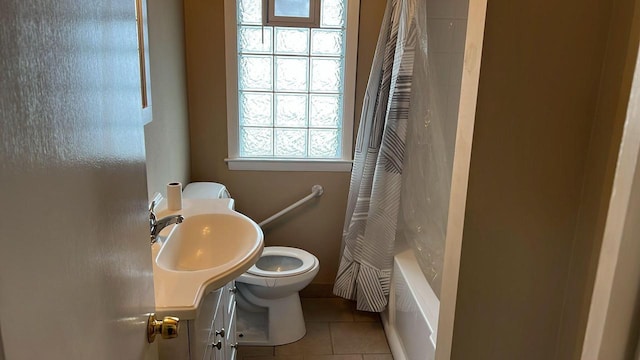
(159, 280), (238, 360)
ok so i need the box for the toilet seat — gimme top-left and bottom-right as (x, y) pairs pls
(247, 246), (317, 278)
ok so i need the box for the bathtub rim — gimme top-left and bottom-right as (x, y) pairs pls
(382, 248), (440, 360)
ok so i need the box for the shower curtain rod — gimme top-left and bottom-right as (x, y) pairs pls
(258, 185), (324, 228)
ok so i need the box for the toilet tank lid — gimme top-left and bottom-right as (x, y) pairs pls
(182, 182), (231, 199)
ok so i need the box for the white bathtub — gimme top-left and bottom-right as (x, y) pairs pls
(382, 249), (440, 360)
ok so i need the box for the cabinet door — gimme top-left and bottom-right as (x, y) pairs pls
(193, 289), (223, 360)
(226, 305), (238, 360)
(202, 337), (212, 360)
(209, 307), (225, 360)
(224, 281), (236, 320)
(224, 281), (238, 360)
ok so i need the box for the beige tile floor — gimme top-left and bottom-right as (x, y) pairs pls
(237, 298), (394, 360)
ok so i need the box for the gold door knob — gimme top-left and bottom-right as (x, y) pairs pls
(147, 313), (180, 343)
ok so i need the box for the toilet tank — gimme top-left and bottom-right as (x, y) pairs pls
(182, 182), (230, 200)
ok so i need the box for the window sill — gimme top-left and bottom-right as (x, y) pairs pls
(225, 158), (353, 172)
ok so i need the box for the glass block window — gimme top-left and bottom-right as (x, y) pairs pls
(235, 0), (347, 159)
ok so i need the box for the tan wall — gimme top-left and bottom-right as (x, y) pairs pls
(144, 0), (191, 199)
(184, 0), (387, 284)
(451, 0), (626, 358)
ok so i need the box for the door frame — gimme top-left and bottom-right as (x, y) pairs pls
(0, 325), (5, 360)
(581, 23), (640, 359)
(435, 0), (489, 358)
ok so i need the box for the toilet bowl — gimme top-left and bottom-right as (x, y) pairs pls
(235, 246), (319, 346)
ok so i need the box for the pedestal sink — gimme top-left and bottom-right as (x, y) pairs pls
(151, 198), (263, 318)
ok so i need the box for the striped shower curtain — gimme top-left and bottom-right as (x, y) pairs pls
(333, 0), (417, 312)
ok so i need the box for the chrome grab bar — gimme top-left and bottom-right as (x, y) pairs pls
(258, 185), (324, 228)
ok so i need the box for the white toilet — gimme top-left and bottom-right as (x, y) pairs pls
(236, 246), (319, 346)
(182, 182), (320, 346)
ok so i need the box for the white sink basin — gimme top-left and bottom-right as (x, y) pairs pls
(157, 213), (261, 271)
(152, 198), (264, 318)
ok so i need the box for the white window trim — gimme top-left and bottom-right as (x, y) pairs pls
(225, 158), (353, 171)
(223, 0), (360, 172)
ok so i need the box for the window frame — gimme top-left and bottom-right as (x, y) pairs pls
(263, 0), (321, 28)
(223, 0), (360, 172)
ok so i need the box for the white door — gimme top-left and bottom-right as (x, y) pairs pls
(0, 0), (158, 359)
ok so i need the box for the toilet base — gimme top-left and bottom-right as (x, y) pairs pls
(236, 284), (307, 346)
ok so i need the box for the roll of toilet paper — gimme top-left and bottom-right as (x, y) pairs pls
(166, 182), (183, 211)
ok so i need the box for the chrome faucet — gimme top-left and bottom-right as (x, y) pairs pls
(149, 200), (184, 243)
